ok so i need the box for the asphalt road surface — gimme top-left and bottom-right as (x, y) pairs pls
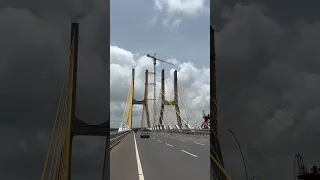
(110, 131), (210, 180)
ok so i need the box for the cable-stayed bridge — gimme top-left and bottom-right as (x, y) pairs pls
(110, 66), (210, 179)
(39, 22), (210, 180)
(39, 22), (320, 180)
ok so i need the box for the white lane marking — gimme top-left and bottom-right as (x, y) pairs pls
(199, 138), (209, 140)
(158, 140), (162, 142)
(193, 142), (205, 146)
(133, 133), (145, 180)
(181, 150), (197, 157)
(170, 137), (174, 139)
(179, 139), (185, 141)
(166, 143), (173, 147)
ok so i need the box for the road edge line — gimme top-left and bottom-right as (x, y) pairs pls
(134, 133), (145, 180)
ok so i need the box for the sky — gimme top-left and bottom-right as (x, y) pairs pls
(213, 0), (320, 179)
(110, 0), (210, 128)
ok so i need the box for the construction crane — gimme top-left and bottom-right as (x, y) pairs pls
(201, 110), (210, 129)
(146, 53), (175, 128)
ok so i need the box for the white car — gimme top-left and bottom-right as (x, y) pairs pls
(140, 129), (150, 138)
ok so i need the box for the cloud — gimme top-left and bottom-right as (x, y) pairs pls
(215, 2), (320, 179)
(153, 0), (209, 29)
(154, 0), (209, 16)
(110, 45), (210, 128)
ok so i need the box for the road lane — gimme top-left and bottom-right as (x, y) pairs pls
(137, 132), (210, 180)
(152, 132), (209, 165)
(111, 131), (210, 180)
(110, 132), (139, 180)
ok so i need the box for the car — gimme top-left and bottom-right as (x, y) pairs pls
(140, 129), (150, 138)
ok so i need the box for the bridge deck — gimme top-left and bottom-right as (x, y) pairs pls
(110, 131), (210, 180)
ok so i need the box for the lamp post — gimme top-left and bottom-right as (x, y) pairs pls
(228, 128), (248, 180)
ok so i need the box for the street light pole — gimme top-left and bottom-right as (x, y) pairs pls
(228, 128), (249, 180)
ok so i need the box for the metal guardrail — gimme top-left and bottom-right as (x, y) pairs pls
(153, 129), (210, 136)
(110, 130), (132, 149)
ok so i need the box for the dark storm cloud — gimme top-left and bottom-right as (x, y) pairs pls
(215, 2), (320, 179)
(0, 0), (109, 179)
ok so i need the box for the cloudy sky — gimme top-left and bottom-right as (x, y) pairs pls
(0, 0), (110, 179)
(213, 0), (320, 179)
(110, 0), (210, 128)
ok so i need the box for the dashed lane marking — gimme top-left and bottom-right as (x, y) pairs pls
(181, 150), (197, 157)
(166, 143), (173, 147)
(193, 142), (205, 146)
(158, 140), (162, 142)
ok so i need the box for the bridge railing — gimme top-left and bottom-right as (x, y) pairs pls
(110, 130), (132, 148)
(152, 129), (210, 136)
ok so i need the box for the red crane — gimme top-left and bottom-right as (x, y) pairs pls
(201, 110), (210, 129)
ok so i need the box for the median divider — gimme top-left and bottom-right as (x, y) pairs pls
(110, 130), (132, 149)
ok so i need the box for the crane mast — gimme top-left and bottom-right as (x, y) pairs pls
(146, 53), (175, 129)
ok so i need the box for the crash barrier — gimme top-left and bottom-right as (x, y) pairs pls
(110, 130), (132, 149)
(152, 129), (210, 136)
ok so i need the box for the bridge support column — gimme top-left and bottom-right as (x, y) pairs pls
(210, 25), (226, 180)
(63, 22), (111, 180)
(159, 69), (182, 129)
(130, 69), (151, 128)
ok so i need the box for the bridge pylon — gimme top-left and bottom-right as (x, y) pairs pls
(130, 69), (151, 128)
(64, 22), (110, 180)
(159, 69), (183, 129)
(210, 25), (226, 180)
(42, 22), (110, 180)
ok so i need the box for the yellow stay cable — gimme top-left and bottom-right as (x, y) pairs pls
(62, 32), (76, 180)
(122, 78), (133, 125)
(50, 89), (69, 179)
(48, 83), (67, 179)
(121, 79), (132, 125)
(126, 80), (134, 126)
(41, 81), (67, 180)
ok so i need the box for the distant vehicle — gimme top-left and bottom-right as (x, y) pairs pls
(140, 128), (150, 138)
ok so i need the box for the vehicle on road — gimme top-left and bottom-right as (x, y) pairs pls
(140, 128), (150, 138)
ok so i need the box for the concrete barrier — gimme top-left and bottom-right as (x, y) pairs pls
(110, 130), (132, 149)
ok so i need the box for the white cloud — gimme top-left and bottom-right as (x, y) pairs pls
(153, 0), (209, 29)
(110, 45), (209, 128)
(154, 0), (208, 16)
